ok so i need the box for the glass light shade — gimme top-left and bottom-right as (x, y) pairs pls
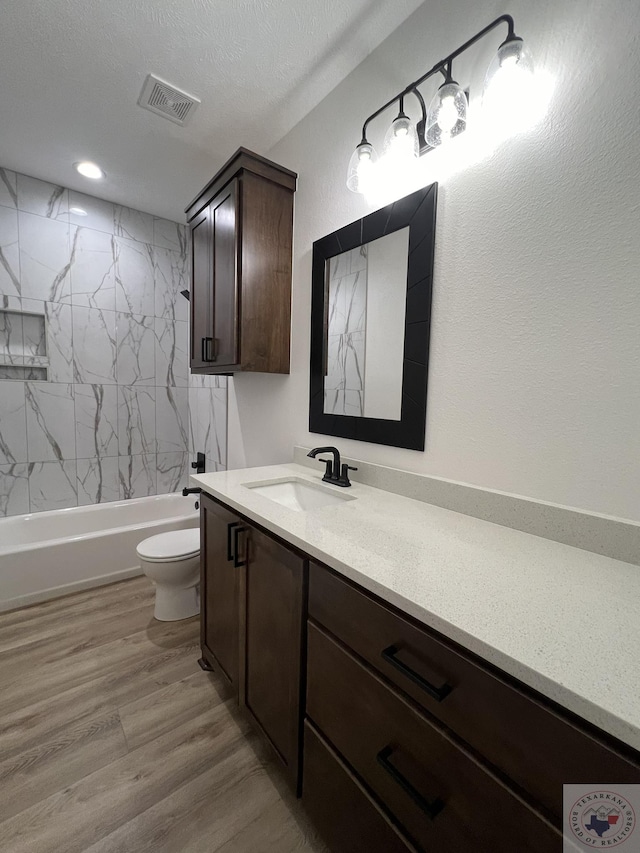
(383, 115), (419, 162)
(346, 142), (378, 193)
(482, 38), (534, 121)
(426, 82), (467, 147)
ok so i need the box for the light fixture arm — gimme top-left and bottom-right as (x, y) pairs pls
(360, 14), (517, 144)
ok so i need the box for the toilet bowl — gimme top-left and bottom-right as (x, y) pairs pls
(136, 528), (200, 621)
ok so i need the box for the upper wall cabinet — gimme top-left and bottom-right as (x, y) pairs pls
(185, 148), (297, 374)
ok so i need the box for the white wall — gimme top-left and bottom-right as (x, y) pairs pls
(228, 0), (640, 522)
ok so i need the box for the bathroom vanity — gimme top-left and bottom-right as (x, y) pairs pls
(191, 464), (640, 852)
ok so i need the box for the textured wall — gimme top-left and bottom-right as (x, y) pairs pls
(0, 169), (226, 516)
(228, 0), (640, 521)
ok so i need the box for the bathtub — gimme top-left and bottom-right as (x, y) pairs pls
(0, 493), (200, 612)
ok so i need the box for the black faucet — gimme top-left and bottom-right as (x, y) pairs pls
(182, 487), (201, 496)
(307, 446), (357, 488)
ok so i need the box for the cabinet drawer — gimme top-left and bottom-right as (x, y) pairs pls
(307, 621), (561, 852)
(303, 721), (412, 853)
(309, 562), (640, 824)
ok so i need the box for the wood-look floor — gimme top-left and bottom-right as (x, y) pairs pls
(0, 577), (329, 853)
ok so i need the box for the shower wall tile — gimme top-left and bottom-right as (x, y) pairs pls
(17, 175), (69, 219)
(44, 301), (74, 382)
(156, 451), (189, 494)
(117, 385), (156, 456)
(72, 306), (117, 384)
(70, 227), (116, 310)
(0, 165), (222, 516)
(114, 206), (153, 245)
(114, 237), (155, 315)
(0, 463), (29, 516)
(0, 206), (21, 298)
(156, 385), (188, 454)
(154, 247), (188, 322)
(28, 460), (77, 512)
(77, 456), (120, 506)
(118, 454), (156, 500)
(0, 381), (28, 463)
(0, 168), (18, 210)
(116, 312), (155, 386)
(25, 382), (76, 462)
(153, 218), (187, 254)
(155, 318), (188, 387)
(68, 192), (114, 234)
(75, 383), (119, 459)
(18, 212), (73, 303)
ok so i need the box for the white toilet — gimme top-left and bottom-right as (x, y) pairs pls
(136, 528), (201, 621)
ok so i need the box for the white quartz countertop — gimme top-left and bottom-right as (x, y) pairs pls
(191, 463), (640, 753)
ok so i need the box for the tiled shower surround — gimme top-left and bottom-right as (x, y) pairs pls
(0, 167), (227, 517)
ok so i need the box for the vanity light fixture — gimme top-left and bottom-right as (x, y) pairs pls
(346, 14), (532, 192)
(74, 161), (105, 180)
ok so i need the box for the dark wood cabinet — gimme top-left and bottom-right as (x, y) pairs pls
(186, 148), (296, 375)
(200, 494), (306, 789)
(242, 524), (305, 784)
(199, 495), (242, 692)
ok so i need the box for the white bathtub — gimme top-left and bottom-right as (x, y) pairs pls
(0, 493), (200, 612)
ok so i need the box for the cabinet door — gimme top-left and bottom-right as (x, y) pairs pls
(200, 494), (244, 694)
(189, 206), (213, 370)
(210, 180), (239, 367)
(242, 524), (305, 787)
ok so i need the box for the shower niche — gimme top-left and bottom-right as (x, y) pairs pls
(0, 307), (49, 381)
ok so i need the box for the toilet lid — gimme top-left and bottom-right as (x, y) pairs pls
(136, 528), (200, 562)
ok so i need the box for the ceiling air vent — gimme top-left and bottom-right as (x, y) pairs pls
(137, 74), (200, 126)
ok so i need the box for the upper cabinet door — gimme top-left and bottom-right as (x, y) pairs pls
(189, 206), (213, 370)
(210, 180), (239, 368)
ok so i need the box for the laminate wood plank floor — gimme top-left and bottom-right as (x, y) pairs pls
(0, 577), (329, 853)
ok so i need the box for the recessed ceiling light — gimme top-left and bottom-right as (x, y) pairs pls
(69, 206), (88, 216)
(74, 161), (104, 180)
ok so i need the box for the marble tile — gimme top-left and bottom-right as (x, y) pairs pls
(116, 312), (155, 386)
(114, 236), (155, 315)
(70, 227), (116, 310)
(153, 218), (187, 254)
(74, 383), (119, 459)
(21, 310), (46, 358)
(323, 388), (364, 417)
(0, 381), (28, 463)
(117, 386), (156, 456)
(118, 454), (156, 500)
(0, 366), (47, 381)
(0, 306), (24, 363)
(77, 457), (120, 506)
(28, 460), (77, 512)
(0, 463), (29, 517)
(72, 306), (117, 384)
(325, 331), (365, 395)
(18, 212), (73, 303)
(156, 451), (188, 494)
(189, 386), (226, 464)
(43, 301), (74, 382)
(68, 191), (114, 234)
(154, 247), (188, 322)
(113, 206), (153, 244)
(0, 206), (21, 298)
(155, 318), (188, 387)
(25, 382), (75, 462)
(0, 168), (18, 209)
(17, 174), (68, 219)
(156, 385), (188, 454)
(209, 387), (228, 465)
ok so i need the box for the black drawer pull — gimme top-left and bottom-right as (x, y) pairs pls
(377, 746), (444, 821)
(201, 336), (215, 362)
(233, 526), (247, 568)
(227, 521), (240, 562)
(381, 645), (452, 702)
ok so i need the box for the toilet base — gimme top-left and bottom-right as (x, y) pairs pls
(153, 583), (200, 621)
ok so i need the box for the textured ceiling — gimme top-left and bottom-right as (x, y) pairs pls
(0, 0), (425, 221)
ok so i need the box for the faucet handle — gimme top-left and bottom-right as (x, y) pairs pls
(318, 458), (333, 479)
(339, 463), (358, 487)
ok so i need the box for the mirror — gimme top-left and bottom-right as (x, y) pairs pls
(310, 184), (437, 450)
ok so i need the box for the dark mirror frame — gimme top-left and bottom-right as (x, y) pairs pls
(309, 183), (437, 451)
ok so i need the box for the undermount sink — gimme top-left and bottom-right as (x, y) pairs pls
(243, 477), (356, 512)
